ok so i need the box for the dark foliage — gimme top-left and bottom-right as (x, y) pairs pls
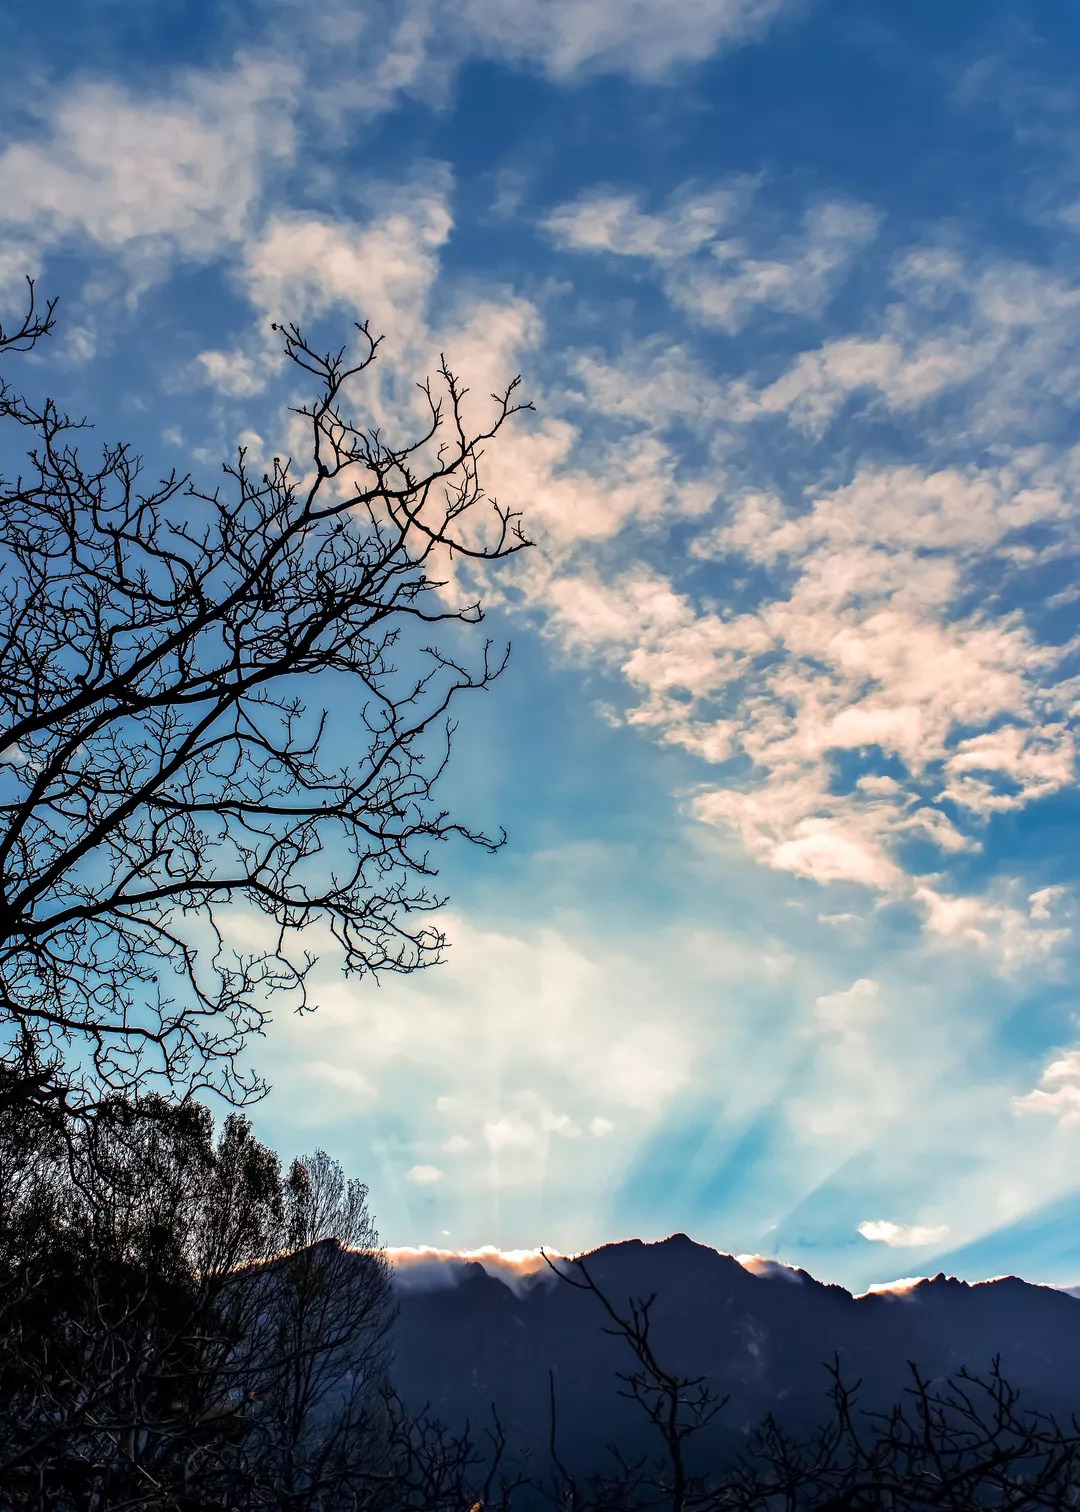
(0, 1065), (544, 1510)
(0, 1065), (394, 1509)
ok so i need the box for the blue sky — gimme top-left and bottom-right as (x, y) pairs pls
(5, 0), (1080, 1292)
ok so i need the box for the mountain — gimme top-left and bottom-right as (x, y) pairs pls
(390, 1234), (1080, 1474)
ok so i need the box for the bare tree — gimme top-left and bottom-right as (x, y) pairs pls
(714, 1355), (1080, 1512)
(0, 280), (531, 1109)
(544, 1251), (728, 1512)
(372, 1390), (530, 1512)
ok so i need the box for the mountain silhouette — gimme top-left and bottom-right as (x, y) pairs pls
(391, 1234), (1080, 1472)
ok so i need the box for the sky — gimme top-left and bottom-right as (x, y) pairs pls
(4, 0), (1080, 1294)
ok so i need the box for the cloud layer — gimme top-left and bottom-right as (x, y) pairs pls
(5, 0), (1080, 1290)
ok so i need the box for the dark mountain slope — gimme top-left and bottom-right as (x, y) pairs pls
(391, 1235), (1080, 1471)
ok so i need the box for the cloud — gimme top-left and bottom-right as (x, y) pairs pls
(238, 172), (1080, 977)
(457, 0), (796, 80)
(741, 330), (992, 436)
(7, 0), (1080, 1295)
(737, 1254), (805, 1281)
(405, 1164), (444, 1185)
(388, 1244), (562, 1294)
(268, 0), (796, 100)
(811, 978), (882, 1034)
(259, 907), (698, 1203)
(0, 58), (297, 288)
(914, 884), (1070, 967)
(570, 342), (731, 435)
(246, 183), (452, 333)
(858, 1220), (951, 1248)
(519, 454), (1075, 954)
(196, 167), (457, 396)
(546, 184), (754, 262)
(861, 1276), (928, 1295)
(173, 155), (1080, 976)
(546, 184), (877, 333)
(787, 977), (934, 1145)
(301, 1061), (377, 1100)
(668, 201), (881, 333)
(735, 247), (1080, 437)
(513, 235), (1080, 964)
(1014, 1050), (1080, 1125)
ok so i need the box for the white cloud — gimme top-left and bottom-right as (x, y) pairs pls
(461, 415), (1079, 966)
(0, 240), (42, 306)
(546, 184), (753, 262)
(546, 184), (877, 334)
(1014, 1049), (1080, 1125)
(571, 342), (731, 436)
(811, 978), (881, 1034)
(17, 51), (1071, 1271)
(405, 1164), (444, 1185)
(668, 201), (880, 333)
(432, 198), (1080, 973)
(737, 1254), (805, 1282)
(195, 348), (271, 399)
(858, 1220), (951, 1248)
(743, 330), (993, 435)
(736, 248), (1080, 437)
(0, 58), (297, 285)
(470, 430), (714, 594)
(861, 1276), (927, 1294)
(915, 883), (1070, 967)
(269, 0), (795, 101)
(457, 0), (796, 80)
(787, 977), (929, 1145)
(197, 169), (457, 397)
(245, 184), (451, 334)
(9, 2), (1080, 1290)
(1031, 886), (1069, 920)
(697, 797), (906, 891)
(260, 908), (699, 1194)
(178, 157), (1077, 979)
(301, 1060), (377, 1100)
(524, 459), (1075, 955)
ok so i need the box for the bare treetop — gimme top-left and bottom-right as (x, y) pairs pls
(0, 281), (532, 1110)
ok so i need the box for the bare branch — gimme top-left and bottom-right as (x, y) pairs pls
(0, 291), (533, 1109)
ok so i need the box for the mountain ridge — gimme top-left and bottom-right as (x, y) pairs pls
(390, 1232), (1080, 1470)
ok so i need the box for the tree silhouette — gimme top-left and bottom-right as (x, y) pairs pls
(0, 1071), (394, 1508)
(0, 281), (531, 1110)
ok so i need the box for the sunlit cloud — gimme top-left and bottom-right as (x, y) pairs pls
(860, 1276), (930, 1295)
(858, 1220), (951, 1248)
(387, 1244), (563, 1295)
